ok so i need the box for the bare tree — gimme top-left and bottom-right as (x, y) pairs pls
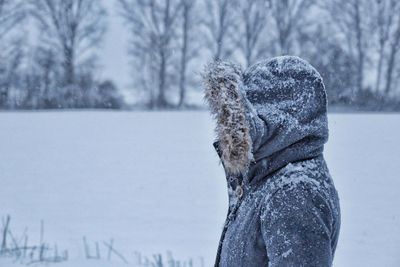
(27, 47), (60, 108)
(178, 0), (201, 107)
(29, 0), (106, 87)
(203, 0), (238, 60)
(321, 0), (373, 94)
(384, 7), (400, 94)
(373, 0), (397, 92)
(268, 0), (314, 54)
(119, 0), (181, 108)
(237, 0), (269, 66)
(0, 0), (25, 107)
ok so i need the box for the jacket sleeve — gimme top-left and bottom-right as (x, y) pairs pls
(260, 182), (335, 267)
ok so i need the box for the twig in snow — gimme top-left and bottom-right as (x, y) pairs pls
(103, 240), (128, 264)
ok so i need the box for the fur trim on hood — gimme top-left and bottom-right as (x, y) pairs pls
(202, 60), (253, 175)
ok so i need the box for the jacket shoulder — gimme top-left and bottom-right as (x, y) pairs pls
(258, 158), (340, 267)
(259, 157), (339, 218)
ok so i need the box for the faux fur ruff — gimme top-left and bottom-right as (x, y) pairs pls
(202, 60), (253, 175)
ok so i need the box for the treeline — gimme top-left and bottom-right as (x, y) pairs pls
(1, 0), (400, 110)
(0, 0), (122, 109)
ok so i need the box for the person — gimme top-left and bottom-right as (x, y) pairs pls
(202, 56), (341, 267)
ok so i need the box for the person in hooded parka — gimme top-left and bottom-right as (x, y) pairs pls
(203, 56), (341, 267)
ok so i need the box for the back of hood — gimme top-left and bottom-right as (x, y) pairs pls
(203, 56), (328, 184)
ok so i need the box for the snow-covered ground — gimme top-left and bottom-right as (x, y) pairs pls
(0, 111), (399, 267)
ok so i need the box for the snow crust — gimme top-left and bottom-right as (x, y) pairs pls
(0, 111), (399, 266)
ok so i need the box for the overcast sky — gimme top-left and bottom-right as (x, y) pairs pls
(98, 0), (131, 94)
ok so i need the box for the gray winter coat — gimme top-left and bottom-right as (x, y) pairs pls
(203, 56), (341, 267)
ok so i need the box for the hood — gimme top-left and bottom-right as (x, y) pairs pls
(203, 56), (328, 184)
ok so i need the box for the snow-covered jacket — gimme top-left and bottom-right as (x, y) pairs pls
(203, 56), (341, 267)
